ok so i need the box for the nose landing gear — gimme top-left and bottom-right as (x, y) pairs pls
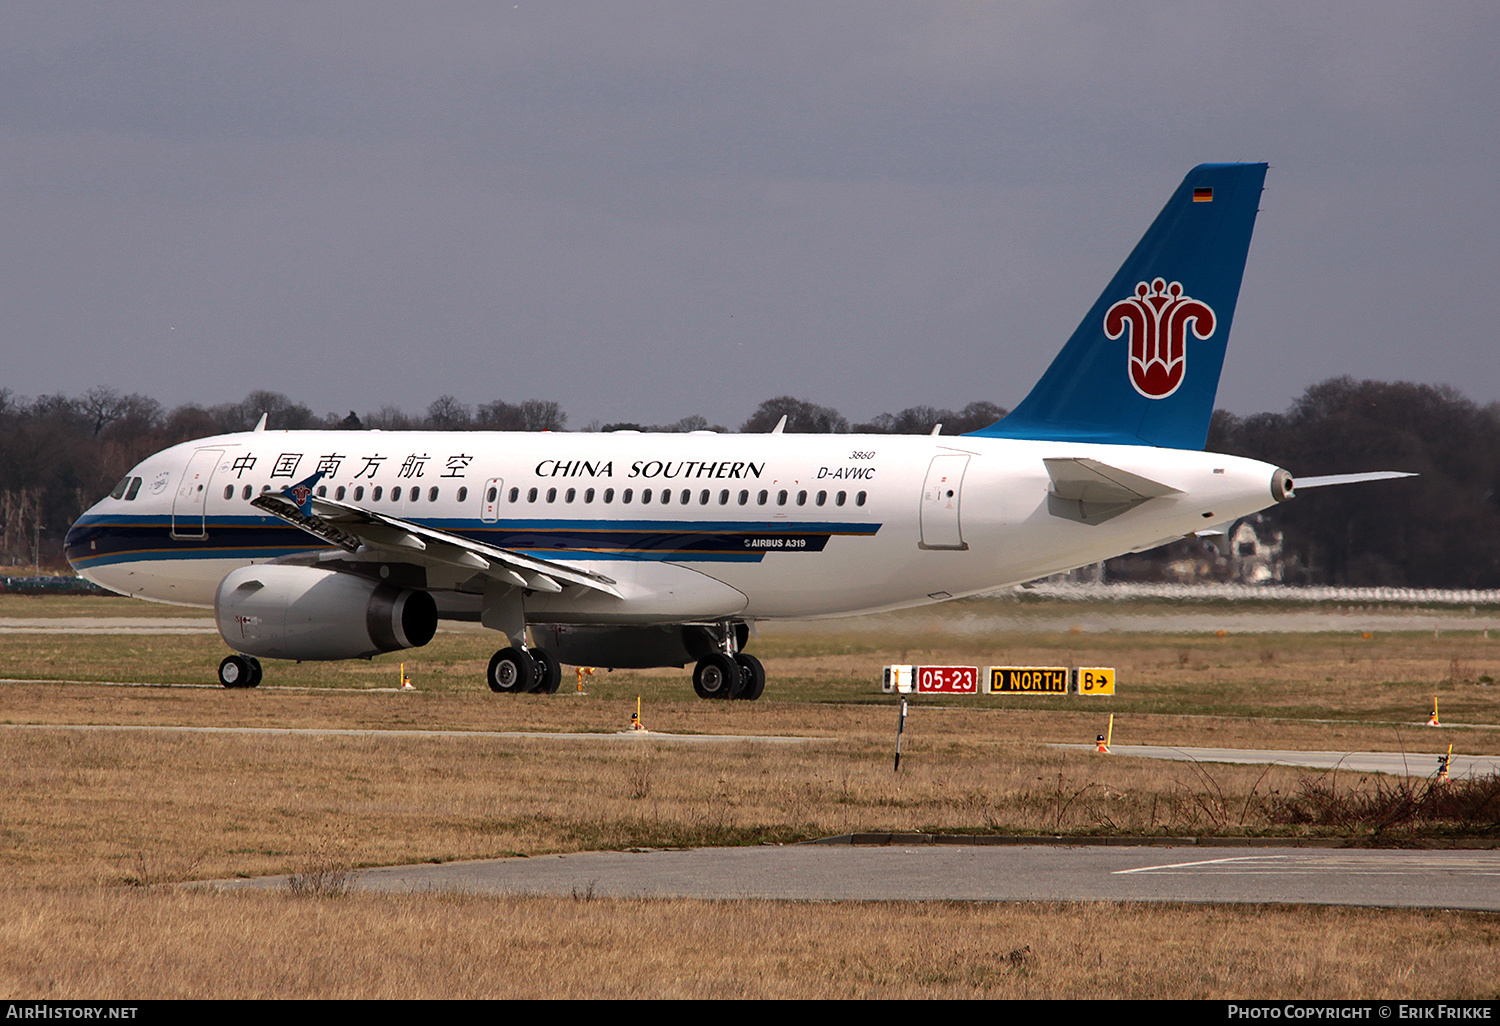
(218, 654), (262, 688)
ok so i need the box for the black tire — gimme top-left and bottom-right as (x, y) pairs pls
(693, 652), (741, 699)
(218, 654), (255, 689)
(487, 647), (530, 693)
(733, 653), (765, 701)
(245, 657), (263, 688)
(531, 648), (562, 694)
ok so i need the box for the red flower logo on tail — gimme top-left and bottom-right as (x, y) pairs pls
(1104, 278), (1215, 400)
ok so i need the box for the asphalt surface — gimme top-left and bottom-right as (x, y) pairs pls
(216, 843), (1500, 910)
(1052, 744), (1500, 779)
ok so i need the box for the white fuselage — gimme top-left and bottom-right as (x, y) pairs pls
(68, 428), (1284, 625)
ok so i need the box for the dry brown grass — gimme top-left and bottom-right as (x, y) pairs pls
(3, 595), (1500, 997)
(0, 888), (1494, 999)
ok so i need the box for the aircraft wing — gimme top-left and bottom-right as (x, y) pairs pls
(250, 489), (623, 599)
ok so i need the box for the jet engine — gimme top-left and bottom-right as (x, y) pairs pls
(215, 564), (437, 661)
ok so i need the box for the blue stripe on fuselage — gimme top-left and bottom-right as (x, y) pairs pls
(64, 513), (881, 569)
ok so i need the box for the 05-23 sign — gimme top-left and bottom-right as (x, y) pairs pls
(915, 666), (979, 694)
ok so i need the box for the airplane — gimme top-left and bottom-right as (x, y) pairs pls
(65, 162), (1411, 698)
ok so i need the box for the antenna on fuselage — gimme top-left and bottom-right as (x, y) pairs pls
(770, 416), (787, 434)
(253, 413), (268, 432)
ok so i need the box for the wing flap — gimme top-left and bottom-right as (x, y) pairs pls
(252, 492), (623, 598)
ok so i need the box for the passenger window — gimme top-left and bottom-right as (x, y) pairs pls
(815, 490), (826, 506)
(391, 486), (402, 501)
(317, 486), (328, 497)
(457, 487), (468, 502)
(527, 487), (538, 502)
(584, 488), (595, 503)
(738, 490), (749, 506)
(661, 489), (671, 505)
(565, 488), (576, 503)
(223, 485), (234, 500)
(336, 486), (347, 500)
(603, 488), (615, 503)
(680, 489), (690, 504)
(487, 487), (498, 502)
(243, 485), (253, 500)
(699, 489), (710, 505)
(777, 490), (788, 506)
(372, 486), (383, 501)
(354, 486), (365, 501)
(835, 491), (846, 506)
(758, 490), (768, 505)
(429, 487), (439, 501)
(639, 488), (650, 503)
(507, 487), (518, 502)
(546, 488), (557, 503)
(796, 490), (807, 506)
(718, 489), (729, 505)
(856, 490), (867, 506)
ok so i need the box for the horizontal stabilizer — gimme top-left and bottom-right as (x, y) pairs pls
(1044, 457), (1181, 525)
(1292, 471), (1417, 490)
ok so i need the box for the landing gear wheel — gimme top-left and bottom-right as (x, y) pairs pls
(218, 654), (258, 689)
(487, 647), (531, 693)
(733, 653), (765, 701)
(693, 652), (742, 699)
(530, 648), (562, 694)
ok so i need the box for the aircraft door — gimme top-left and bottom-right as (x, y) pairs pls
(919, 454), (970, 550)
(172, 448), (223, 540)
(480, 478), (505, 522)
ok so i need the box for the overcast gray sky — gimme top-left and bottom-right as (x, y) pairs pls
(2, 2), (1496, 428)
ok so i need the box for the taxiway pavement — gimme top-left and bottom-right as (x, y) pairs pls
(216, 843), (1500, 910)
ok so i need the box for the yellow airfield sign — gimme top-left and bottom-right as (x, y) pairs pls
(986, 667), (1069, 695)
(982, 666), (1119, 695)
(1076, 667), (1116, 695)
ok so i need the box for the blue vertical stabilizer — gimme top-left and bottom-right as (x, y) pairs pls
(970, 163), (1268, 449)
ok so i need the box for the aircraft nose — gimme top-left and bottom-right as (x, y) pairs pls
(64, 505), (106, 572)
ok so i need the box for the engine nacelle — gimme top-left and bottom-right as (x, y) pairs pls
(215, 565), (437, 661)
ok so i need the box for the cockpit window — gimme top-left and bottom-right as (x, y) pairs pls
(123, 477), (142, 501)
(110, 476), (131, 500)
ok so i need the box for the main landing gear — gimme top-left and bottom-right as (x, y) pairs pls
(690, 652), (765, 700)
(691, 622), (765, 700)
(487, 646), (562, 694)
(218, 654), (262, 688)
